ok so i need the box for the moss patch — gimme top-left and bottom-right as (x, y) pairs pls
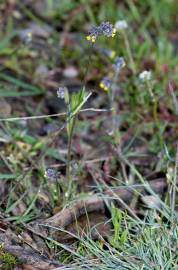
(0, 245), (16, 270)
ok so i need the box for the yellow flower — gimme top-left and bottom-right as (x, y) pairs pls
(110, 50), (116, 59)
(86, 35), (96, 43)
(99, 78), (111, 91)
(86, 35), (91, 41)
(91, 36), (96, 43)
(111, 28), (116, 38)
(100, 83), (104, 89)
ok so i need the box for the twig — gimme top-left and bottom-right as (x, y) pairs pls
(0, 108), (110, 122)
(0, 233), (63, 270)
(44, 178), (172, 228)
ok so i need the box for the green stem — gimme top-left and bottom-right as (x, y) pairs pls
(66, 115), (76, 198)
(146, 81), (157, 123)
(83, 43), (94, 87)
(111, 71), (119, 134)
(108, 69), (121, 145)
(153, 98), (158, 123)
(55, 178), (61, 206)
(123, 30), (136, 75)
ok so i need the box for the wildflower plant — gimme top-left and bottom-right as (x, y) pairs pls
(44, 168), (61, 205)
(49, 21), (125, 199)
(112, 56), (126, 72)
(57, 86), (92, 199)
(86, 22), (127, 139)
(52, 21), (118, 199)
(138, 70), (158, 122)
(86, 22), (116, 43)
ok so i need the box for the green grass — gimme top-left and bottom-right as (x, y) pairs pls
(39, 204), (177, 269)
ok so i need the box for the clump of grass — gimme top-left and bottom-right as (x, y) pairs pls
(68, 209), (178, 269)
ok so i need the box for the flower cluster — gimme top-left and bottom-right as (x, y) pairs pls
(19, 29), (32, 44)
(57, 86), (68, 99)
(112, 57), (126, 72)
(44, 168), (57, 181)
(99, 56), (126, 91)
(86, 26), (101, 43)
(99, 77), (111, 91)
(139, 70), (151, 81)
(100, 22), (116, 37)
(86, 22), (116, 43)
(115, 20), (128, 30)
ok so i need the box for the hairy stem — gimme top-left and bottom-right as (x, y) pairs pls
(66, 115), (77, 198)
(123, 30), (136, 74)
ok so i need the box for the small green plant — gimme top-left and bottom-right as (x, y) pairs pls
(0, 245), (16, 270)
(57, 86), (92, 199)
(109, 205), (129, 249)
(138, 70), (158, 123)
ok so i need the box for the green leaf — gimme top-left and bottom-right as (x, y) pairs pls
(0, 31), (17, 51)
(0, 73), (44, 97)
(47, 148), (65, 162)
(0, 174), (16, 180)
